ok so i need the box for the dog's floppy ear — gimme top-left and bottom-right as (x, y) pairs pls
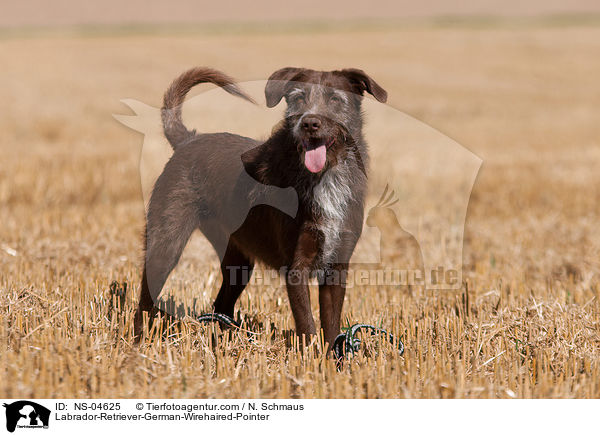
(340, 68), (387, 103)
(265, 67), (303, 108)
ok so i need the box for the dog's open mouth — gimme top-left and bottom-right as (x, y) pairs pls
(302, 137), (335, 173)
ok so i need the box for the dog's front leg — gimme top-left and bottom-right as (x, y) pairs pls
(286, 226), (319, 340)
(319, 264), (348, 350)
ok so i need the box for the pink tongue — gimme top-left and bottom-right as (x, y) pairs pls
(304, 145), (327, 173)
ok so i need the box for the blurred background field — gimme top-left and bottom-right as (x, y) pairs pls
(1, 2), (600, 398)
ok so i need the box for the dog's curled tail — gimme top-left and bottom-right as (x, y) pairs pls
(162, 67), (256, 148)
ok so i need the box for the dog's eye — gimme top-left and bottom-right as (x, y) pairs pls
(293, 95), (306, 104)
(329, 94), (342, 103)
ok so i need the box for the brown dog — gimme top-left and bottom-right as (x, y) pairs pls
(134, 66), (387, 349)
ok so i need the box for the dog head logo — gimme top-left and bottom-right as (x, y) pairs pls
(115, 75), (481, 295)
(3, 401), (50, 433)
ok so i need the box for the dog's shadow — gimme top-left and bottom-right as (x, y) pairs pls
(108, 281), (299, 348)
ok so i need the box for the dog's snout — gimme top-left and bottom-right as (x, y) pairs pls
(301, 116), (321, 132)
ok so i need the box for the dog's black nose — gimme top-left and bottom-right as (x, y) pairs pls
(301, 116), (321, 132)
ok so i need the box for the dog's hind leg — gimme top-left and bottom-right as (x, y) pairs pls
(213, 241), (254, 318)
(134, 265), (156, 336)
(134, 203), (199, 340)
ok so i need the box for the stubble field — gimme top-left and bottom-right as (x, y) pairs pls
(1, 18), (600, 398)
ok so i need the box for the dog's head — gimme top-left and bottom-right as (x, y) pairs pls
(265, 67), (387, 174)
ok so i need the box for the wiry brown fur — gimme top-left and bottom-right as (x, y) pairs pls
(134, 66), (387, 351)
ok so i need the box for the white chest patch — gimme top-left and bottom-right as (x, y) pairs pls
(312, 159), (353, 265)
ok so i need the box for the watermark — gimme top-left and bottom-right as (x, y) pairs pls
(115, 75), (481, 317)
(219, 265), (459, 288)
(0, 399), (591, 434)
(3, 401), (50, 433)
